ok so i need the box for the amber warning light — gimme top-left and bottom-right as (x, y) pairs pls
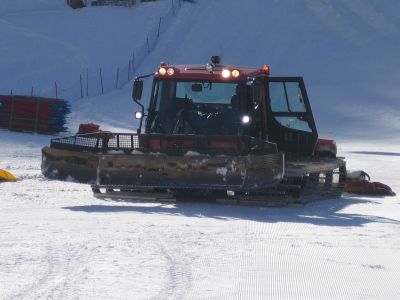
(260, 65), (270, 75)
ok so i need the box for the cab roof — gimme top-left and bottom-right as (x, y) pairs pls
(154, 63), (270, 81)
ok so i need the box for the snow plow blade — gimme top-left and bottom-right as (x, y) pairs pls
(41, 133), (284, 190)
(96, 152), (284, 190)
(42, 146), (99, 183)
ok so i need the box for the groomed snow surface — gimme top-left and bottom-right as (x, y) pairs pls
(1, 0), (400, 299)
(1, 132), (400, 299)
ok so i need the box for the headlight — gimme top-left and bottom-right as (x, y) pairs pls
(221, 69), (231, 78)
(167, 67), (175, 76)
(232, 70), (240, 78)
(241, 115), (250, 124)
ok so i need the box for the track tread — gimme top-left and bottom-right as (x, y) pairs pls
(91, 159), (347, 206)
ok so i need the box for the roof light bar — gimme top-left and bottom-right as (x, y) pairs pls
(221, 69), (231, 78)
(232, 70), (240, 78)
(167, 67), (175, 76)
(158, 66), (176, 76)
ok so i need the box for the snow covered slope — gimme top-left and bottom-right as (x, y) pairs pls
(0, 0), (171, 97)
(1, 0), (400, 140)
(135, 0), (400, 140)
(0, 0), (65, 15)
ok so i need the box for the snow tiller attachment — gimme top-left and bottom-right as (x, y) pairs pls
(42, 56), (347, 205)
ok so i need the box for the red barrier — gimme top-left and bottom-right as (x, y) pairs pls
(0, 95), (70, 134)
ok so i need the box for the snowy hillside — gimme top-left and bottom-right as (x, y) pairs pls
(1, 1), (400, 299)
(0, 0), (172, 100)
(133, 0), (400, 141)
(1, 0), (399, 140)
(0, 0), (65, 14)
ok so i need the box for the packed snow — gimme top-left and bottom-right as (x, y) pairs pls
(1, 131), (399, 299)
(1, 0), (400, 299)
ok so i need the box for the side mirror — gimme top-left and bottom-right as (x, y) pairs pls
(132, 80), (143, 101)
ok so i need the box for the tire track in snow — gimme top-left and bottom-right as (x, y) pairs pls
(147, 230), (193, 300)
(8, 243), (92, 300)
(47, 243), (93, 300)
(7, 245), (61, 300)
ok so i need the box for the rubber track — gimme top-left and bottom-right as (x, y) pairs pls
(91, 164), (346, 206)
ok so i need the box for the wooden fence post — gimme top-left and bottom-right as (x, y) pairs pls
(157, 17), (162, 38)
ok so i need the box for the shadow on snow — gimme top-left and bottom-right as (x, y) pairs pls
(63, 196), (400, 228)
(348, 151), (400, 157)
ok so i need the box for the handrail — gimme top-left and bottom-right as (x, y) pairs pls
(49, 133), (271, 156)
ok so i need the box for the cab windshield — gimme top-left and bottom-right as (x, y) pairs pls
(147, 80), (245, 135)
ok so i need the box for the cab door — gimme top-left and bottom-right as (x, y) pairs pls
(264, 77), (318, 156)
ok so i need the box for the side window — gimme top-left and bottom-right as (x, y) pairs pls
(269, 82), (288, 112)
(269, 82), (306, 112)
(268, 81), (311, 133)
(285, 82), (305, 112)
(275, 117), (312, 132)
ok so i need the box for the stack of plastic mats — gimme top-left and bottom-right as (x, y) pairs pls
(0, 95), (70, 134)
